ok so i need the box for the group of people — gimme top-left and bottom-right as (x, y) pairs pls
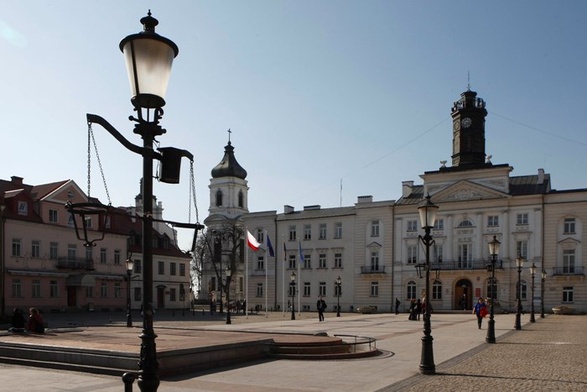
(9, 307), (45, 334)
(407, 298), (425, 320)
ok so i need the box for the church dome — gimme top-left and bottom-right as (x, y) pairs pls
(211, 141), (247, 179)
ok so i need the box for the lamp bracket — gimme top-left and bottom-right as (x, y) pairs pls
(65, 201), (111, 247)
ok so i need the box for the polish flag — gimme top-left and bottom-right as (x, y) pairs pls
(247, 230), (260, 251)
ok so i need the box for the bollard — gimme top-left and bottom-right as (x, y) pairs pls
(122, 372), (136, 392)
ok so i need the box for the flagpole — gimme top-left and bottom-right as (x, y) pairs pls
(282, 236), (285, 317)
(264, 230), (268, 318)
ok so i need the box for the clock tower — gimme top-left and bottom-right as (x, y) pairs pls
(450, 89), (488, 167)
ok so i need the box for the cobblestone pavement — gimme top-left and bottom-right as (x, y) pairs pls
(386, 315), (587, 391)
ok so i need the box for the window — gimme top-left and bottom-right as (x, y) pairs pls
(114, 250), (121, 265)
(562, 286), (574, 303)
(334, 223), (342, 239)
(370, 282), (379, 297)
(179, 284), (186, 301)
(50, 242), (58, 259)
(288, 255), (296, 270)
(31, 240), (40, 258)
(516, 213), (529, 225)
(256, 229), (264, 243)
(563, 249), (576, 273)
(433, 219), (444, 230)
(304, 224), (311, 240)
(32, 280), (41, 298)
(179, 263), (186, 276)
(458, 220), (473, 228)
(101, 282), (108, 298)
(432, 280), (442, 300)
(256, 283), (264, 297)
(288, 282), (296, 297)
(158, 261), (165, 275)
(407, 281), (417, 300)
(135, 260), (142, 274)
(134, 287), (142, 302)
(170, 262), (177, 276)
(50, 280), (59, 298)
(303, 282), (311, 297)
(334, 253), (342, 268)
(407, 245), (417, 264)
(319, 282), (326, 296)
(318, 253), (327, 269)
(49, 209), (58, 223)
(433, 244), (443, 263)
(289, 226), (297, 241)
(67, 244), (77, 260)
(100, 248), (107, 264)
(215, 190), (223, 207)
(170, 288), (176, 302)
(407, 220), (418, 232)
(371, 220), (380, 237)
(458, 244), (472, 268)
(564, 218), (576, 234)
(303, 255), (311, 269)
(17, 201), (28, 215)
(516, 280), (527, 301)
(487, 215), (499, 227)
(114, 282), (122, 299)
(370, 250), (380, 271)
(256, 256), (264, 270)
(12, 279), (22, 298)
(516, 241), (528, 259)
(238, 190), (244, 208)
(486, 278), (498, 300)
(319, 224), (327, 240)
(12, 239), (21, 256)
(86, 287), (93, 298)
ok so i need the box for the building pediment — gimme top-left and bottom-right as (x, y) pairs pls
(431, 180), (508, 203)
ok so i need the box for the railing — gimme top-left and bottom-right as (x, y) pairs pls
(422, 259), (503, 271)
(56, 257), (95, 270)
(360, 266), (386, 274)
(551, 266), (584, 276)
(334, 334), (377, 354)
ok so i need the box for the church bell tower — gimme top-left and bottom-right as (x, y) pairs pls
(450, 89), (488, 167)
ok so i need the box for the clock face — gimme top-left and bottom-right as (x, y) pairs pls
(461, 117), (472, 129)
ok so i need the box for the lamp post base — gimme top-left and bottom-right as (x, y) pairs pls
(419, 334), (435, 375)
(485, 318), (496, 343)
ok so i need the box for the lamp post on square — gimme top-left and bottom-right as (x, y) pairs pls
(529, 263), (537, 323)
(514, 255), (525, 330)
(417, 194), (438, 375)
(290, 272), (296, 320)
(225, 266), (232, 324)
(336, 276), (341, 317)
(486, 236), (500, 344)
(126, 257), (135, 328)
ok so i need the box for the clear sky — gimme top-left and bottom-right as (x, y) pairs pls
(2, 1), (587, 251)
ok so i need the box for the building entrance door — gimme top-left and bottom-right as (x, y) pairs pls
(455, 279), (472, 310)
(67, 286), (77, 307)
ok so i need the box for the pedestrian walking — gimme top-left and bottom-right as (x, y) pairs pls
(317, 296), (327, 321)
(395, 298), (401, 315)
(415, 299), (422, 321)
(473, 297), (487, 329)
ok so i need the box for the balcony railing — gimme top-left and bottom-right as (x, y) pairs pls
(360, 266), (386, 274)
(416, 259), (503, 271)
(551, 266), (584, 276)
(56, 257), (95, 270)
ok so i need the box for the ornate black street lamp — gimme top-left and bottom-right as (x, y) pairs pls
(486, 235), (500, 344)
(417, 194), (438, 375)
(225, 266), (232, 324)
(290, 272), (296, 320)
(514, 255), (525, 330)
(126, 257), (135, 327)
(540, 269), (547, 318)
(529, 263), (536, 322)
(336, 276), (341, 317)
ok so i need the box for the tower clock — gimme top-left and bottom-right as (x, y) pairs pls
(450, 89), (488, 167)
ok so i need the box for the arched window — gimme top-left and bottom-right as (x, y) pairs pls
(216, 190), (223, 207)
(432, 279), (442, 300)
(238, 190), (244, 208)
(458, 219), (474, 228)
(407, 281), (417, 300)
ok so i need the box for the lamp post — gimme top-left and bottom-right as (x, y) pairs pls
(126, 257), (135, 327)
(417, 194), (438, 375)
(86, 12), (184, 392)
(529, 263), (536, 322)
(514, 255), (525, 330)
(540, 269), (546, 318)
(0, 204), (5, 320)
(336, 276), (341, 317)
(290, 272), (296, 320)
(486, 235), (500, 344)
(225, 266), (231, 324)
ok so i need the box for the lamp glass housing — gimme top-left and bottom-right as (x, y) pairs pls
(541, 269), (547, 279)
(418, 196), (438, 229)
(530, 263), (537, 275)
(290, 272), (296, 282)
(516, 256), (525, 268)
(488, 236), (501, 256)
(336, 276), (342, 285)
(125, 258), (135, 273)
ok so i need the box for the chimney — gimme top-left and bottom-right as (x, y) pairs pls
(357, 195), (373, 203)
(284, 205), (294, 214)
(537, 168), (545, 184)
(11, 176), (23, 186)
(402, 181), (414, 198)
